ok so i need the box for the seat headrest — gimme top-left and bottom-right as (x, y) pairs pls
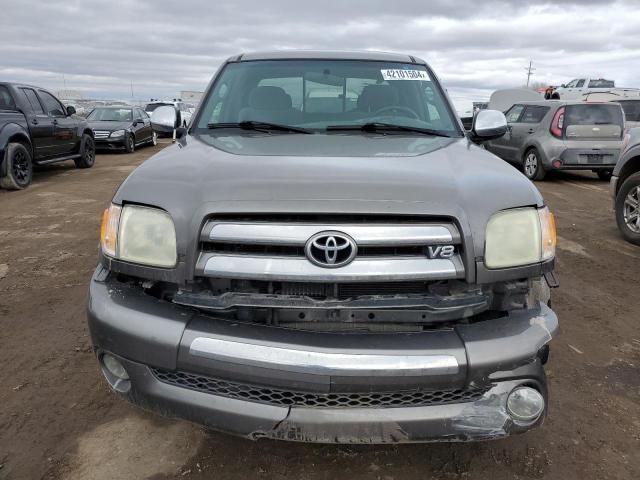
(249, 86), (292, 110)
(357, 85), (399, 112)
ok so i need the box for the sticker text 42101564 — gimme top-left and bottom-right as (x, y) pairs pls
(381, 69), (429, 81)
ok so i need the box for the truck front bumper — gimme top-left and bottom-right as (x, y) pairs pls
(87, 268), (558, 443)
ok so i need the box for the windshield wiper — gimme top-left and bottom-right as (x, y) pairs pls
(207, 121), (312, 134)
(326, 122), (452, 137)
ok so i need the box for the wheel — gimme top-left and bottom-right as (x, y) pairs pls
(74, 134), (95, 168)
(125, 133), (135, 153)
(150, 131), (158, 146)
(597, 170), (612, 181)
(0, 142), (33, 190)
(615, 172), (640, 245)
(523, 148), (546, 181)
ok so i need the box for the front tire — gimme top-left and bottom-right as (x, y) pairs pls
(150, 131), (157, 146)
(74, 134), (95, 168)
(523, 148), (546, 181)
(125, 133), (135, 153)
(615, 172), (640, 245)
(0, 142), (33, 190)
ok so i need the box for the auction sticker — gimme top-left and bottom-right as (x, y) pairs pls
(381, 69), (429, 80)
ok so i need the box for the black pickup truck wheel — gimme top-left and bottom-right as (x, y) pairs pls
(0, 142), (33, 190)
(74, 134), (95, 169)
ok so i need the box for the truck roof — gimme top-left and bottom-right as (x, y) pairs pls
(231, 50), (426, 64)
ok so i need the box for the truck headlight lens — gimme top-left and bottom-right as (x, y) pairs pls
(100, 204), (177, 268)
(485, 207), (556, 269)
(110, 129), (125, 138)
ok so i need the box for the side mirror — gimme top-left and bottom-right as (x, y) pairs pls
(150, 105), (178, 132)
(66, 105), (76, 116)
(132, 119), (140, 126)
(470, 110), (507, 141)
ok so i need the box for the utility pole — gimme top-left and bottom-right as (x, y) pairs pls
(525, 60), (536, 87)
(130, 80), (134, 99)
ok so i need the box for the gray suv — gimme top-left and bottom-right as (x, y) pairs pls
(485, 100), (624, 180)
(87, 51), (558, 443)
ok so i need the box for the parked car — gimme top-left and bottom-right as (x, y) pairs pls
(0, 82), (95, 190)
(144, 100), (192, 127)
(87, 106), (157, 152)
(484, 100), (624, 180)
(610, 127), (640, 245)
(550, 77), (640, 101)
(88, 50), (559, 444)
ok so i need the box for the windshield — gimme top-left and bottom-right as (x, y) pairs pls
(87, 108), (132, 121)
(145, 103), (172, 112)
(195, 60), (461, 136)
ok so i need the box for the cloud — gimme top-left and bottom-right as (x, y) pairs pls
(0, 0), (638, 112)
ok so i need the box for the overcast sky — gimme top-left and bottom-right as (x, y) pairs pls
(1, 0), (639, 112)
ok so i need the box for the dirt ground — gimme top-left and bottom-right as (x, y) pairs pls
(0, 142), (638, 480)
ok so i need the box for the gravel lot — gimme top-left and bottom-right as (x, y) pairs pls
(0, 142), (638, 480)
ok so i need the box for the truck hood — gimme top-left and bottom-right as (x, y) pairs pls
(114, 133), (544, 256)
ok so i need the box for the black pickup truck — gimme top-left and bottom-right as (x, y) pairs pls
(0, 82), (95, 190)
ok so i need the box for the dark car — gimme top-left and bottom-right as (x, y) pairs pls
(0, 82), (95, 190)
(88, 51), (558, 444)
(610, 126), (640, 244)
(87, 106), (157, 153)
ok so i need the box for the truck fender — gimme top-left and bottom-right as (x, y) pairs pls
(0, 123), (33, 177)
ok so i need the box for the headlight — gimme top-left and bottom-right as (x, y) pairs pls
(484, 207), (556, 269)
(110, 129), (125, 138)
(100, 204), (177, 268)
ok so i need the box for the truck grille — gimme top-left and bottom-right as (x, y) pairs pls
(195, 217), (465, 283)
(151, 368), (489, 409)
(93, 130), (110, 139)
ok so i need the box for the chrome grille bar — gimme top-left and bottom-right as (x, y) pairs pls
(203, 222), (459, 246)
(93, 130), (110, 139)
(198, 254), (463, 282)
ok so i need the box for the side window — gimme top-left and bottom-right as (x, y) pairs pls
(20, 88), (45, 114)
(505, 105), (524, 123)
(520, 106), (550, 124)
(134, 109), (144, 120)
(0, 85), (17, 111)
(575, 79), (585, 88)
(38, 91), (66, 117)
(565, 80), (577, 88)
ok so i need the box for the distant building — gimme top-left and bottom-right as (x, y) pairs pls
(56, 89), (84, 101)
(180, 90), (204, 104)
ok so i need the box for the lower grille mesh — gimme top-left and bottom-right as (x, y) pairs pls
(151, 368), (490, 409)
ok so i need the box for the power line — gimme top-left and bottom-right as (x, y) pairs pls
(525, 60), (536, 87)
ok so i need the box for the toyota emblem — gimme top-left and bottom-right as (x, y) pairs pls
(304, 231), (357, 268)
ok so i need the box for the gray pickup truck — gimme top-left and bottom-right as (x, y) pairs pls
(0, 82), (95, 190)
(88, 51), (559, 443)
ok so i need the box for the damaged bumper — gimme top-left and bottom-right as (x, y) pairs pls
(111, 357), (544, 443)
(87, 269), (558, 443)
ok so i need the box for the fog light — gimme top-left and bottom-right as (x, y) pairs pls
(102, 353), (129, 380)
(506, 387), (544, 424)
(552, 159), (562, 169)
